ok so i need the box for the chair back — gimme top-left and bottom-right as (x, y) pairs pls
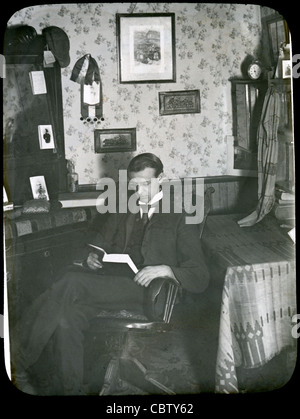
(198, 186), (215, 239)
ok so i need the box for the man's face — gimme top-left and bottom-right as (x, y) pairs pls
(129, 167), (160, 204)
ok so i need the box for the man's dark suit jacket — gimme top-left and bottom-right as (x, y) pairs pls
(92, 201), (210, 294)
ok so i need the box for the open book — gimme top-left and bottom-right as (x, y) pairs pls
(88, 244), (138, 274)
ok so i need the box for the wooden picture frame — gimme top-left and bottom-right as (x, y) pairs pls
(94, 128), (136, 153)
(159, 90), (201, 115)
(116, 13), (176, 84)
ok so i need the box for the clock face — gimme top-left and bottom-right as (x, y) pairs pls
(248, 63), (262, 79)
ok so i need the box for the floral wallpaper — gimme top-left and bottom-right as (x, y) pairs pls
(7, 3), (263, 184)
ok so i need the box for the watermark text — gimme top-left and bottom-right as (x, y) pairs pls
(95, 170), (204, 225)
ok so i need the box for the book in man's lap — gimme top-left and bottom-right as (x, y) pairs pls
(88, 244), (139, 276)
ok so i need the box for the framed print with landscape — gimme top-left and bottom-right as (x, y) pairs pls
(116, 13), (176, 83)
(159, 90), (201, 115)
(94, 128), (136, 153)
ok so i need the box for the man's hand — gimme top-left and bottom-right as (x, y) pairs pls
(133, 265), (176, 287)
(86, 252), (103, 270)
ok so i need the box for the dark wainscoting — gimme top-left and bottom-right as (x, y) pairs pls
(203, 176), (257, 215)
(78, 175), (258, 216)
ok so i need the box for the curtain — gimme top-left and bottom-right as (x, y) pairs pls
(238, 86), (280, 227)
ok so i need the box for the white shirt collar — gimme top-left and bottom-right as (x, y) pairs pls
(139, 190), (163, 219)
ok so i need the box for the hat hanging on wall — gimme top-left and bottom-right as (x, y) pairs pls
(70, 54), (104, 124)
(42, 26), (70, 68)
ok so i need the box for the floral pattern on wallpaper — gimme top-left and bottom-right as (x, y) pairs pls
(7, 3), (263, 183)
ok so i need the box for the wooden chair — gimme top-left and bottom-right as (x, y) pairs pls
(62, 186), (215, 394)
(97, 186), (215, 395)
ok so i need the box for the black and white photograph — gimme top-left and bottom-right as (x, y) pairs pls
(282, 59), (292, 78)
(94, 128), (136, 153)
(29, 175), (50, 200)
(2, 2), (297, 402)
(38, 124), (55, 149)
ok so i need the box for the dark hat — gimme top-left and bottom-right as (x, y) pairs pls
(43, 26), (70, 68)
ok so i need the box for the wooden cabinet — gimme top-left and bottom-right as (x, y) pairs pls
(5, 207), (97, 322)
(3, 42), (67, 205)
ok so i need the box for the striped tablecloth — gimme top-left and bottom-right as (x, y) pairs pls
(202, 214), (296, 393)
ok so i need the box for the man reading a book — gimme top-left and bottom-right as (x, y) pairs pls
(13, 153), (210, 395)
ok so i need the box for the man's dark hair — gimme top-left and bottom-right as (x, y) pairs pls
(128, 153), (164, 177)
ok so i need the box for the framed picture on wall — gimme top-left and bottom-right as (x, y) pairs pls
(116, 13), (176, 83)
(94, 128), (136, 153)
(159, 90), (201, 115)
(29, 175), (50, 200)
(38, 124), (55, 149)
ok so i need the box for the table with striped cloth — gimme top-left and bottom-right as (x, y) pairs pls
(202, 214), (296, 393)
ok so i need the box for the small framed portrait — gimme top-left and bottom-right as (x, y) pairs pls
(159, 90), (201, 115)
(282, 60), (292, 78)
(30, 175), (49, 200)
(38, 125), (55, 149)
(94, 128), (137, 153)
(116, 13), (176, 83)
